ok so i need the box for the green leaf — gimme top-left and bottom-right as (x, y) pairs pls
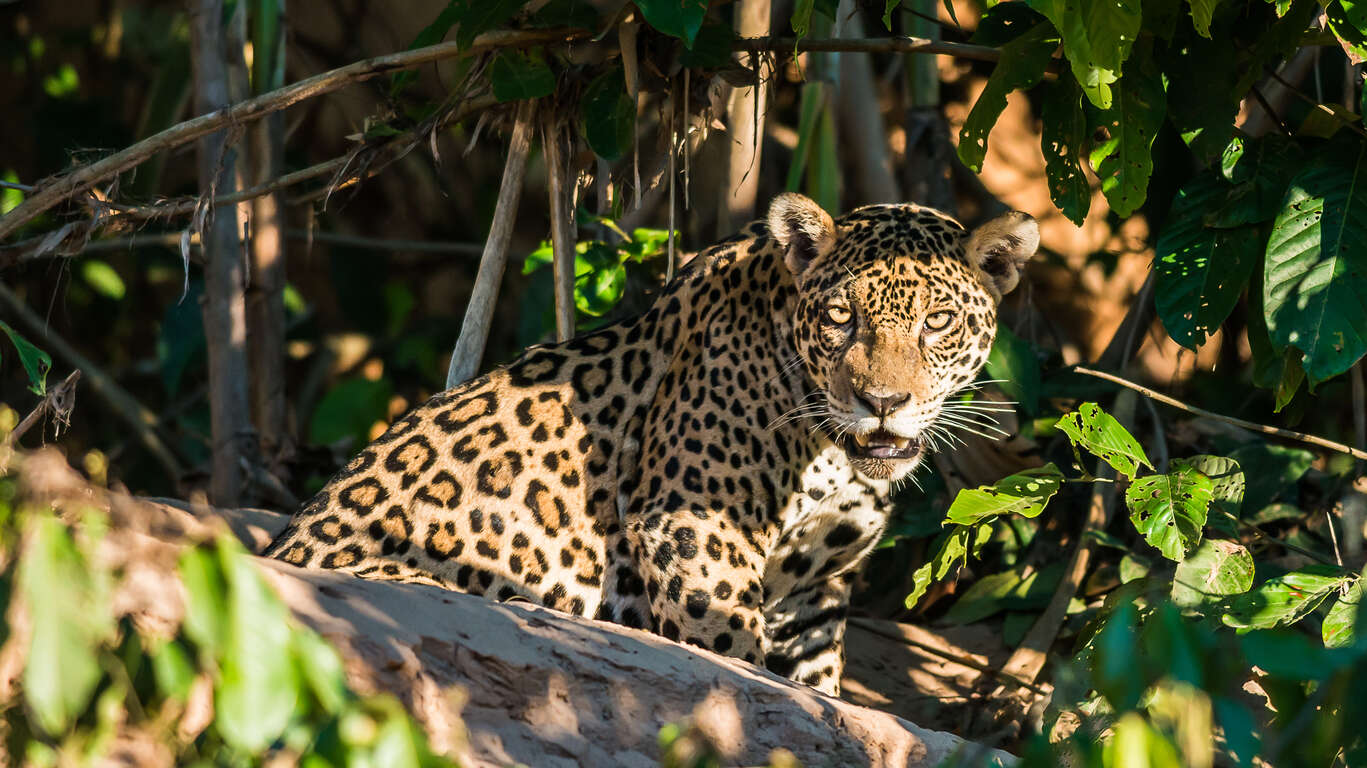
(1210, 134), (1304, 227)
(945, 464), (1063, 525)
(1212, 697), (1261, 766)
(786, 82), (827, 192)
(488, 50), (554, 102)
(1089, 54), (1166, 217)
(390, 0), (522, 92)
(1263, 138), (1367, 384)
(1322, 578), (1363, 649)
(1091, 602), (1144, 710)
(956, 22), (1058, 173)
(791, 0), (816, 38)
(1056, 401), (1152, 479)
(1326, 0), (1367, 63)
(0, 320), (51, 396)
(1031, 0), (1142, 109)
(80, 259), (126, 300)
(1185, 0), (1220, 37)
(1040, 75), (1092, 226)
(1153, 174), (1262, 350)
(19, 516), (113, 735)
(580, 67), (636, 161)
(906, 526), (973, 609)
(807, 98), (841, 214)
(178, 546), (229, 657)
(1171, 538), (1254, 607)
(985, 326), (1041, 413)
(972, 2), (1051, 46)
(635, 0), (709, 46)
(1125, 465), (1214, 561)
(293, 629), (349, 713)
(150, 640), (196, 700)
(1171, 455), (1243, 518)
(1222, 565), (1351, 630)
(216, 540), (299, 752)
(944, 562), (1064, 624)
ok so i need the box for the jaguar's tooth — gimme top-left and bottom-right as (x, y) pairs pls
(854, 431), (872, 447)
(891, 437), (909, 450)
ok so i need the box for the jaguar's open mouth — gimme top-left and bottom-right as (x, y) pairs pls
(840, 429), (924, 461)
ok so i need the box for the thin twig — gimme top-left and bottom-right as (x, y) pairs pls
(1264, 66), (1367, 139)
(1250, 84), (1293, 136)
(4, 370), (82, 448)
(735, 34), (1004, 64)
(1074, 366), (1367, 462)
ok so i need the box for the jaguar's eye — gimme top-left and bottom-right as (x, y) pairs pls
(924, 311), (954, 332)
(825, 304), (853, 326)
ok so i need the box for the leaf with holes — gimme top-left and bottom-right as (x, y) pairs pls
(1153, 174), (1262, 350)
(957, 22), (1058, 173)
(1171, 538), (1254, 607)
(1263, 137), (1367, 385)
(1211, 134), (1304, 227)
(636, 0), (709, 46)
(1126, 465), (1213, 561)
(0, 320), (51, 396)
(488, 50), (554, 102)
(1185, 0), (1221, 37)
(1089, 54), (1166, 217)
(1172, 455), (1243, 521)
(1040, 75), (1092, 226)
(1032, 0), (1141, 109)
(1056, 402), (1152, 479)
(945, 464), (1063, 526)
(1222, 565), (1352, 630)
(1326, 0), (1367, 63)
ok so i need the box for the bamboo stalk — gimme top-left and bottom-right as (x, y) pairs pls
(445, 102), (536, 389)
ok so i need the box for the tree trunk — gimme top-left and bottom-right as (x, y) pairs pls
(836, 2), (901, 206)
(190, 0), (254, 506)
(717, 0), (771, 236)
(247, 0), (292, 479)
(544, 115), (577, 343)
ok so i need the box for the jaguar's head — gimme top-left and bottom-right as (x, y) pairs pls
(769, 193), (1039, 481)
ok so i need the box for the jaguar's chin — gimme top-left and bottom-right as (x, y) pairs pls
(838, 429), (925, 480)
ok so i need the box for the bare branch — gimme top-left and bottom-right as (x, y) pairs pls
(1074, 366), (1367, 462)
(544, 116), (577, 343)
(0, 29), (582, 241)
(4, 370), (82, 448)
(445, 101), (536, 389)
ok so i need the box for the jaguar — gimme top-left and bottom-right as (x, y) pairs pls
(266, 193), (1039, 695)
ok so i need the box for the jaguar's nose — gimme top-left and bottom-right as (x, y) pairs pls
(854, 390), (910, 418)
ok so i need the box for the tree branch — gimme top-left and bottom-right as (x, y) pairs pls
(1074, 366), (1367, 462)
(0, 30), (581, 241)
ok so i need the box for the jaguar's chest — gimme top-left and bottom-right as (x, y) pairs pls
(762, 443), (892, 600)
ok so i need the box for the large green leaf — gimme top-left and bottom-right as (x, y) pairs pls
(1326, 0), (1367, 63)
(1089, 55), (1166, 217)
(1031, 0), (1141, 109)
(943, 562), (1064, 624)
(1153, 174), (1262, 350)
(1211, 134), (1304, 227)
(0, 320), (51, 396)
(1263, 139), (1367, 384)
(1227, 442), (1313, 514)
(1125, 464), (1214, 561)
(957, 22), (1058, 173)
(1056, 402), (1152, 479)
(635, 0), (709, 46)
(1172, 455), (1243, 519)
(1040, 76), (1092, 226)
(216, 541), (299, 752)
(945, 464), (1063, 525)
(19, 516), (113, 735)
(488, 50), (555, 102)
(1171, 538), (1254, 607)
(1222, 565), (1352, 630)
(391, 0), (521, 92)
(580, 67), (636, 162)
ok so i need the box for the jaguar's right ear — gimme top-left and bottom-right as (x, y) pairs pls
(767, 193), (837, 276)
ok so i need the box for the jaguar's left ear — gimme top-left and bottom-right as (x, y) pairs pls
(965, 211), (1039, 300)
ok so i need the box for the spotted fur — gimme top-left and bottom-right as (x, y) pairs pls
(266, 194), (1038, 695)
